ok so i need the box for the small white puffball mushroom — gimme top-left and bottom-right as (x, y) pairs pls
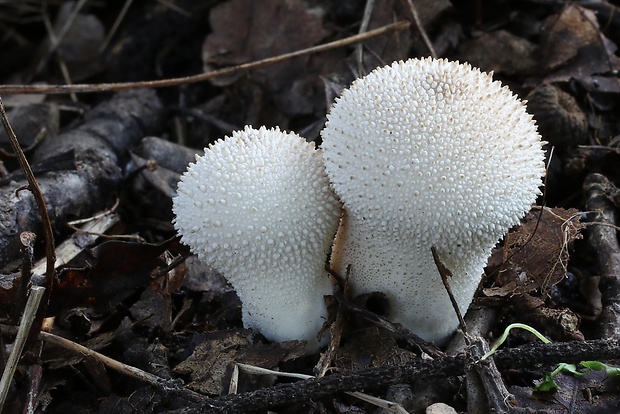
(322, 58), (545, 345)
(173, 126), (342, 352)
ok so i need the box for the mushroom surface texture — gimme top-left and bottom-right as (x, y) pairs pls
(321, 58), (546, 345)
(173, 126), (342, 352)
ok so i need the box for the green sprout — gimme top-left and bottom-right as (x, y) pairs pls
(535, 363), (583, 392)
(579, 361), (620, 377)
(535, 361), (620, 392)
(479, 323), (620, 393)
(481, 323), (551, 361)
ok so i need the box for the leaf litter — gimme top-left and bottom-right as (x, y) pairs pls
(0, 0), (620, 412)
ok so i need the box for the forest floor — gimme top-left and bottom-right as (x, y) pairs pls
(1, 0), (620, 413)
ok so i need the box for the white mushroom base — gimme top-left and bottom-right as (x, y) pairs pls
(331, 213), (495, 346)
(236, 265), (333, 352)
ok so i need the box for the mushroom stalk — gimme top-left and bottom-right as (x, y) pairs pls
(331, 212), (499, 344)
(322, 58), (545, 345)
(173, 126), (342, 352)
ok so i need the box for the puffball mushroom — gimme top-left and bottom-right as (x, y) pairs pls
(322, 58), (545, 345)
(173, 126), (342, 351)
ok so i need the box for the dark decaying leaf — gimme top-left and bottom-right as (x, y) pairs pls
(525, 84), (589, 150)
(49, 237), (188, 314)
(510, 293), (583, 342)
(511, 369), (619, 413)
(201, 0), (341, 120)
(202, 0), (329, 88)
(454, 30), (538, 75)
(0, 103), (59, 155)
(172, 330), (305, 395)
(541, 4), (620, 88)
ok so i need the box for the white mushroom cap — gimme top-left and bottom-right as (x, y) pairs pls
(173, 126), (342, 351)
(322, 58), (545, 344)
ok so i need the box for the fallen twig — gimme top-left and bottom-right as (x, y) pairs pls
(0, 286), (45, 411)
(195, 338), (620, 413)
(0, 21), (411, 95)
(584, 173), (620, 338)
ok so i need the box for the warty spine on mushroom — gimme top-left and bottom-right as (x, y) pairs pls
(321, 57), (546, 345)
(173, 126), (342, 352)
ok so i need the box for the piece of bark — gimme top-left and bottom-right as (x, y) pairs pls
(0, 89), (162, 270)
(583, 173), (620, 339)
(130, 136), (201, 198)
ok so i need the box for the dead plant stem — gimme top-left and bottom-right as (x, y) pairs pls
(0, 21), (411, 95)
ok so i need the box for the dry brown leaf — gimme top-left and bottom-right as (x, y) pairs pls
(172, 330), (304, 395)
(484, 207), (585, 297)
(541, 4), (620, 85)
(173, 330), (250, 395)
(202, 0), (329, 88)
(540, 4), (598, 70)
(335, 327), (417, 371)
(454, 30), (538, 75)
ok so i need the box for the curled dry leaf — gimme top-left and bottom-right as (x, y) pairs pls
(526, 83), (588, 149)
(510, 293), (583, 342)
(484, 207), (585, 297)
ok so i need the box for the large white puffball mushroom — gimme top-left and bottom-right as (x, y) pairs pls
(322, 58), (545, 345)
(173, 126), (342, 351)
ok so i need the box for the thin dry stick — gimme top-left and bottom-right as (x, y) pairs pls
(32, 0), (88, 77)
(404, 0), (436, 58)
(41, 5), (77, 102)
(0, 97), (56, 357)
(32, 330), (208, 403)
(67, 197), (120, 227)
(99, 0), (135, 53)
(0, 98), (55, 284)
(431, 246), (467, 336)
(315, 266), (351, 378)
(156, 0), (191, 17)
(0, 20), (411, 95)
(0, 286), (45, 411)
(356, 0), (376, 76)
